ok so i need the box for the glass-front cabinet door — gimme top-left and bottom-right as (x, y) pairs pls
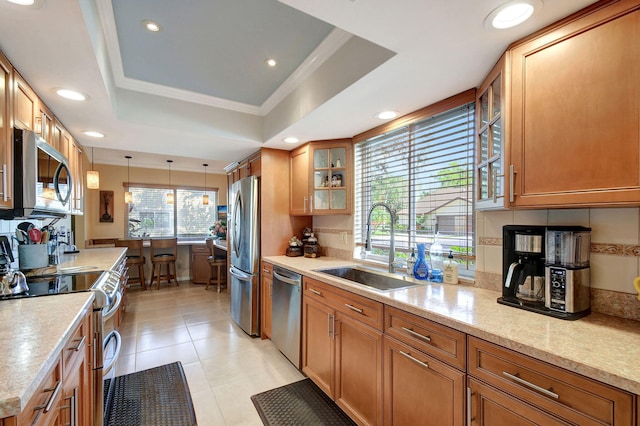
(476, 57), (507, 210)
(312, 144), (349, 213)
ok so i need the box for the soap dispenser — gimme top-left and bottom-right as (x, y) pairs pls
(413, 243), (429, 280)
(443, 250), (459, 285)
(429, 229), (443, 283)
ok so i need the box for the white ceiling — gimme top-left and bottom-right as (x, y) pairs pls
(0, 0), (597, 173)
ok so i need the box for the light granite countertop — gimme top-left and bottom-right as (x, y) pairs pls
(264, 255), (640, 395)
(0, 293), (95, 418)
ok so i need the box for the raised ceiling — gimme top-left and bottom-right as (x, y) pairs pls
(0, 0), (597, 173)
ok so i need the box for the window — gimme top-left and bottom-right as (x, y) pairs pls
(354, 92), (475, 273)
(125, 186), (217, 239)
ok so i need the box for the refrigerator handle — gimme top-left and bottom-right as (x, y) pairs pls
(230, 266), (252, 282)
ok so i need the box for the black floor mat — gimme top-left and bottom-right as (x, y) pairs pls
(251, 378), (356, 426)
(104, 362), (197, 426)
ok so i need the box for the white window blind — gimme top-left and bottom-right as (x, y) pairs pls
(126, 186), (217, 239)
(355, 101), (475, 272)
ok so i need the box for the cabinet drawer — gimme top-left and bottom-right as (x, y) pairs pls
(385, 305), (466, 371)
(18, 357), (62, 426)
(62, 312), (89, 373)
(304, 277), (383, 331)
(192, 244), (209, 254)
(261, 261), (273, 278)
(468, 336), (635, 425)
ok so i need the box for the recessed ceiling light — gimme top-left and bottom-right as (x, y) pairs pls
(84, 131), (105, 138)
(265, 58), (278, 67)
(56, 88), (87, 101)
(141, 19), (161, 32)
(283, 137), (299, 144)
(376, 111), (399, 120)
(7, 0), (34, 5)
(486, 0), (541, 30)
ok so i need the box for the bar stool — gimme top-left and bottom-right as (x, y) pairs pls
(115, 239), (146, 290)
(149, 238), (178, 290)
(205, 238), (227, 292)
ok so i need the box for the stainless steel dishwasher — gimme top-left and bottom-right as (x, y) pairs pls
(271, 265), (302, 368)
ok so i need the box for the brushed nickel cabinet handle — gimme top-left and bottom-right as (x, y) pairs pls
(310, 196), (313, 213)
(466, 386), (472, 426)
(35, 380), (62, 413)
(262, 268), (269, 274)
(503, 371), (559, 399)
(344, 303), (363, 314)
(399, 350), (429, 369)
(309, 288), (322, 296)
(303, 196), (307, 213)
(1, 164), (6, 202)
(401, 326), (431, 342)
(509, 164), (515, 203)
(67, 335), (86, 352)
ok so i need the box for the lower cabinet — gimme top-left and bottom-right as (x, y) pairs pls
(261, 261), (273, 339)
(191, 244), (211, 284)
(16, 357), (62, 426)
(302, 277), (383, 425)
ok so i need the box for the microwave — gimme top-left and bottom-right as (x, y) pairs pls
(0, 129), (73, 219)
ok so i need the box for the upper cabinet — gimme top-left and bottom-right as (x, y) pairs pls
(69, 139), (84, 215)
(13, 71), (37, 132)
(290, 139), (352, 215)
(475, 55), (506, 210)
(505, 0), (640, 208)
(0, 51), (13, 209)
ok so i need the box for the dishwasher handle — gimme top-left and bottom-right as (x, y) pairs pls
(273, 269), (301, 286)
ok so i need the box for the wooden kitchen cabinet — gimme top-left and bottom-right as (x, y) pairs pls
(13, 70), (37, 132)
(290, 139), (352, 215)
(302, 277), (383, 425)
(261, 261), (273, 339)
(468, 336), (635, 425)
(38, 102), (54, 148)
(507, 0), (640, 208)
(0, 51), (13, 210)
(60, 311), (92, 426)
(191, 244), (211, 284)
(476, 54), (506, 210)
(68, 138), (84, 215)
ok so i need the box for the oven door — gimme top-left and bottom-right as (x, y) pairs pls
(101, 291), (122, 378)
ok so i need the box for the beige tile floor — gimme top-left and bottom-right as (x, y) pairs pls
(115, 281), (305, 425)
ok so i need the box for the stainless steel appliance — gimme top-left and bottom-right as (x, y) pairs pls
(229, 175), (260, 336)
(271, 266), (302, 368)
(0, 129), (73, 219)
(545, 226), (591, 317)
(0, 269), (123, 426)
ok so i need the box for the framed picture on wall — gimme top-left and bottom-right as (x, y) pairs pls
(100, 190), (114, 223)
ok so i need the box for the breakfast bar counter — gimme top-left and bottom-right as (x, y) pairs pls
(264, 255), (640, 395)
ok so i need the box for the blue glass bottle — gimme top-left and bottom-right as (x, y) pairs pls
(413, 243), (429, 280)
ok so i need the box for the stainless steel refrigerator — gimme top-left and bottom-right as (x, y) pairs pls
(228, 175), (260, 336)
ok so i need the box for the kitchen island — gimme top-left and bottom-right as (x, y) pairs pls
(263, 255), (640, 395)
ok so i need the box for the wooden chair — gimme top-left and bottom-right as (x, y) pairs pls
(205, 238), (227, 292)
(115, 239), (146, 290)
(149, 238), (178, 290)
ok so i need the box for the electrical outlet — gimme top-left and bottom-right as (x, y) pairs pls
(340, 231), (347, 245)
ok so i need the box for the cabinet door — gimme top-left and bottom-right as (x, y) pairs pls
(384, 336), (465, 426)
(476, 55), (506, 210)
(302, 296), (335, 398)
(334, 313), (383, 426)
(289, 144), (310, 215)
(191, 245), (210, 284)
(310, 142), (351, 214)
(69, 140), (84, 215)
(468, 378), (569, 426)
(0, 51), (12, 209)
(260, 262), (273, 339)
(61, 353), (90, 426)
(509, 4), (640, 207)
(13, 71), (37, 131)
(39, 103), (54, 148)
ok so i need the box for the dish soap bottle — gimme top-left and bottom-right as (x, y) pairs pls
(406, 248), (416, 277)
(429, 230), (443, 283)
(413, 243), (429, 280)
(443, 250), (459, 284)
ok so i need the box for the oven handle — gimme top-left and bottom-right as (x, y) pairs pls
(102, 330), (122, 377)
(102, 291), (122, 322)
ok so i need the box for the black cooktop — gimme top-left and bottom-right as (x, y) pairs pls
(1, 271), (105, 300)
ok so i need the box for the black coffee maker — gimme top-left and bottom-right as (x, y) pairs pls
(498, 225), (547, 312)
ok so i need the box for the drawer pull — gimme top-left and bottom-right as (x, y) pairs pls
(309, 288), (322, 296)
(344, 303), (363, 314)
(35, 380), (62, 413)
(401, 326), (432, 342)
(399, 350), (429, 369)
(503, 371), (559, 400)
(262, 268), (270, 274)
(68, 335), (86, 352)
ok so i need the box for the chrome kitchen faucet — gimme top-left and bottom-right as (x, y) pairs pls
(365, 202), (398, 274)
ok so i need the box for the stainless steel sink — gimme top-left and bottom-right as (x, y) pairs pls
(314, 266), (421, 291)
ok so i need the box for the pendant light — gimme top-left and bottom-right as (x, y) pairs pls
(166, 160), (174, 204)
(202, 163), (209, 205)
(86, 147), (100, 189)
(124, 156), (133, 204)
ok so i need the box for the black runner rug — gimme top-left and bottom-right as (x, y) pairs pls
(104, 361), (197, 426)
(251, 378), (356, 425)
